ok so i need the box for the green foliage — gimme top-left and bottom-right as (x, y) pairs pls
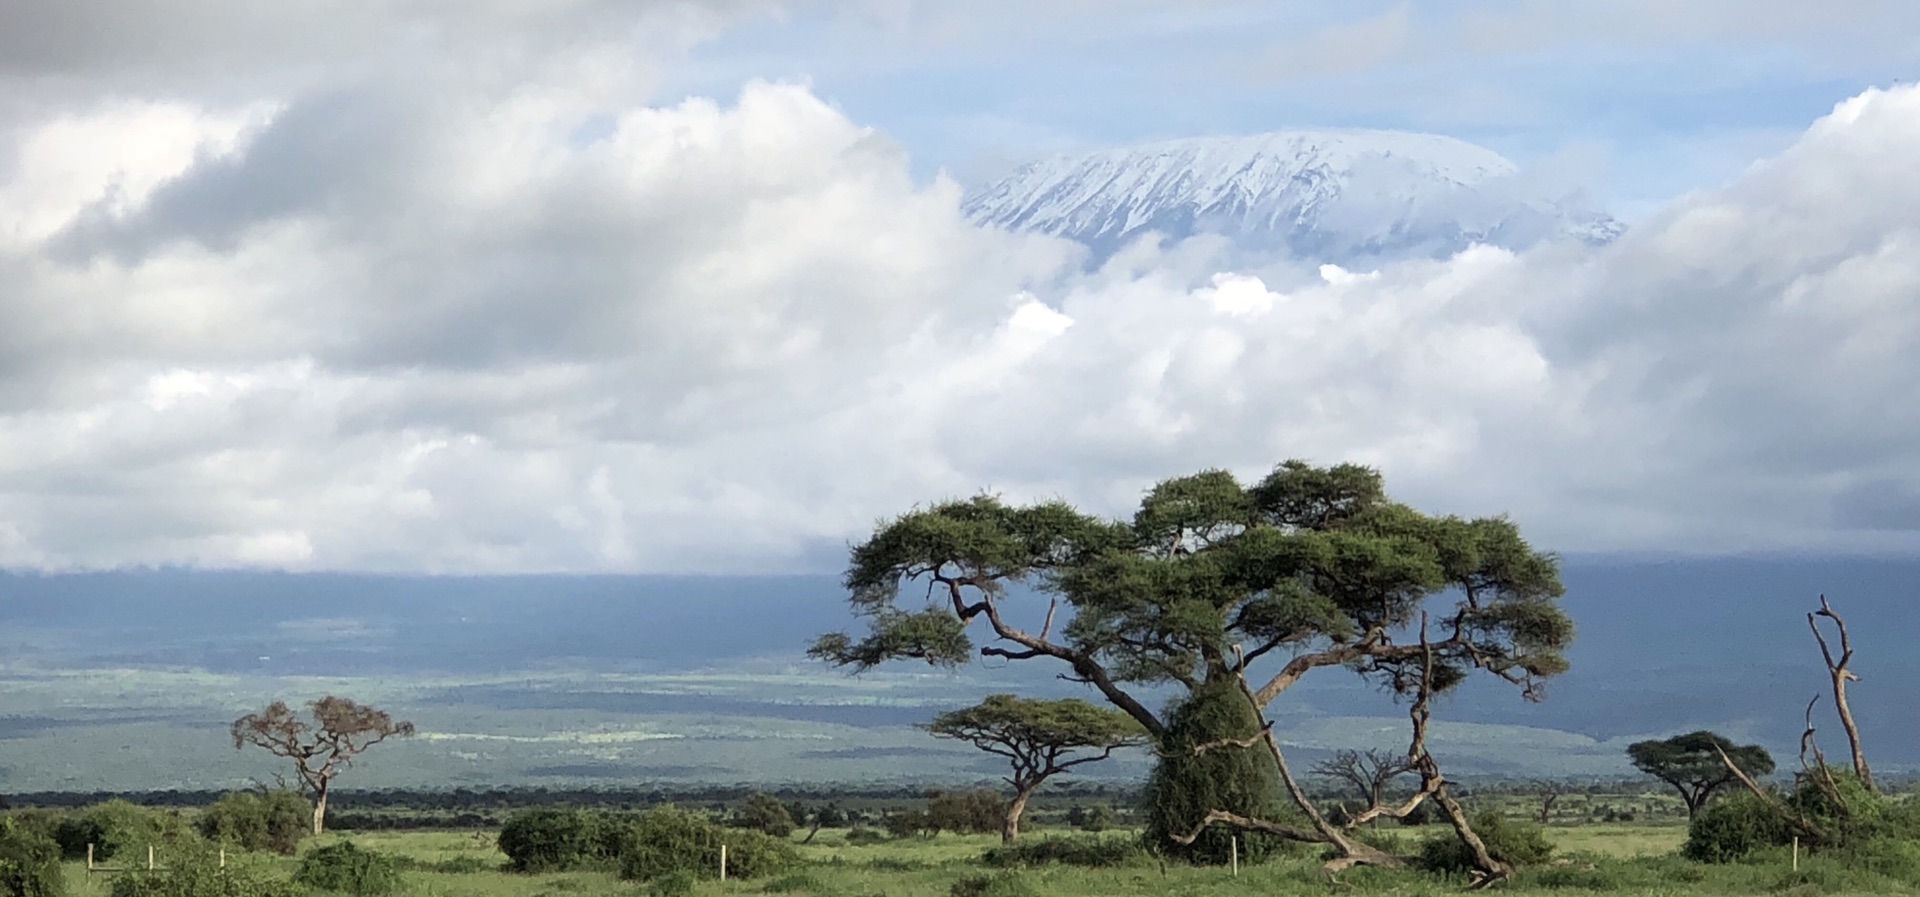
(1684, 791), (1797, 863)
(843, 828), (889, 846)
(56, 800), (198, 862)
(1686, 767), (1920, 867)
(883, 811), (929, 840)
(927, 790), (1007, 836)
(108, 850), (302, 897)
(949, 871), (1036, 897)
(617, 805), (798, 883)
(1140, 680), (1287, 865)
(497, 807), (622, 873)
(1415, 810), (1554, 874)
(1628, 730), (1775, 817)
(291, 841), (404, 896)
(647, 869), (699, 897)
(195, 791), (309, 855)
(1077, 805), (1113, 832)
(981, 835), (1145, 868)
(0, 817), (63, 897)
(736, 793), (796, 838)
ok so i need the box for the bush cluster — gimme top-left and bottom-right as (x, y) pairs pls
(1415, 809), (1554, 875)
(981, 835), (1144, 868)
(619, 805), (799, 883)
(106, 850), (301, 897)
(1685, 769), (1920, 867)
(53, 801), (199, 863)
(0, 817), (63, 897)
(497, 805), (796, 883)
(496, 807), (625, 872)
(194, 791), (310, 855)
(291, 841), (405, 896)
(1141, 680), (1289, 865)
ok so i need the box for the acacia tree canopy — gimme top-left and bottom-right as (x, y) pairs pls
(231, 695), (415, 835)
(811, 461), (1573, 741)
(1628, 731), (1776, 819)
(924, 694), (1148, 843)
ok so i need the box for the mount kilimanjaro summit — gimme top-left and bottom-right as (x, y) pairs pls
(963, 129), (1624, 267)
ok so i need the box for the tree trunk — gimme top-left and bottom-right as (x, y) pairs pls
(1003, 786), (1036, 845)
(312, 783), (330, 835)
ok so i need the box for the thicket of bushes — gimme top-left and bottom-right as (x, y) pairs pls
(292, 841), (405, 896)
(194, 791), (310, 856)
(980, 835), (1145, 868)
(51, 800), (198, 863)
(1685, 769), (1920, 874)
(496, 805), (797, 882)
(1414, 809), (1554, 875)
(106, 848), (301, 897)
(0, 817), (63, 897)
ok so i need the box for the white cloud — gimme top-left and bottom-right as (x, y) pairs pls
(1, 12), (1918, 573)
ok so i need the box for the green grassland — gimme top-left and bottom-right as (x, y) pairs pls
(42, 816), (1897, 897)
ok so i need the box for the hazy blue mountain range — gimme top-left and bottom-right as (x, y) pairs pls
(963, 130), (1623, 265)
(2, 557), (1916, 792)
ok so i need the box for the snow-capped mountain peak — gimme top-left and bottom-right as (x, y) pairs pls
(963, 129), (1622, 265)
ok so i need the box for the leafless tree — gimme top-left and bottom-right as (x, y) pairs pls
(232, 696), (415, 834)
(1808, 595), (1872, 792)
(1312, 749), (1418, 817)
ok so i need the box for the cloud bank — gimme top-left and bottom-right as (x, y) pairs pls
(2, 20), (1917, 571)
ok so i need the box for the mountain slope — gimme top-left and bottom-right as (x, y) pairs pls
(964, 129), (1623, 265)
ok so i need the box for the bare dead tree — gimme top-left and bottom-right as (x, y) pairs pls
(1530, 780), (1570, 826)
(232, 696), (415, 834)
(1312, 749), (1418, 818)
(1808, 595), (1873, 792)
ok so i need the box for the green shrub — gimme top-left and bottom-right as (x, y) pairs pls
(927, 790), (1006, 836)
(617, 805), (798, 883)
(843, 828), (888, 846)
(950, 871), (1035, 897)
(1415, 810), (1553, 875)
(1685, 791), (1797, 863)
(735, 794), (796, 838)
(981, 835), (1144, 868)
(195, 792), (309, 856)
(498, 808), (618, 873)
(0, 817), (63, 897)
(1141, 680), (1289, 865)
(291, 841), (403, 896)
(1077, 805), (1113, 833)
(57, 801), (199, 864)
(108, 851), (301, 897)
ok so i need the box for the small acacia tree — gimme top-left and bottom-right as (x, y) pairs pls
(231, 696), (415, 834)
(925, 695), (1148, 843)
(1627, 731), (1774, 820)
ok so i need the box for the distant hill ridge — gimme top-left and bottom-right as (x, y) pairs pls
(963, 129), (1623, 264)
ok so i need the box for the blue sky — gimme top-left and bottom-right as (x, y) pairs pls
(0, 1), (1918, 573)
(660, 1), (1920, 217)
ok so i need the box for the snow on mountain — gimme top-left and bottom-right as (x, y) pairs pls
(963, 129), (1624, 266)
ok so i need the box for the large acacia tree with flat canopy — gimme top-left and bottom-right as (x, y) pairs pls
(813, 461), (1573, 880)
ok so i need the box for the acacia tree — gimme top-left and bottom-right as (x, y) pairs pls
(812, 461), (1572, 878)
(231, 696), (416, 834)
(1627, 731), (1774, 820)
(924, 695), (1148, 843)
(1312, 749), (1418, 814)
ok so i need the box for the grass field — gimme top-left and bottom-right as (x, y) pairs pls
(48, 820), (1900, 897)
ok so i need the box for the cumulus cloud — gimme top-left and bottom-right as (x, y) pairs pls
(1, 9), (1917, 572)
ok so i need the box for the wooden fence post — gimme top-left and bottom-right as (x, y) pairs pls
(720, 844), (728, 881)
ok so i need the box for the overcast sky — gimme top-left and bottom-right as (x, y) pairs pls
(1, 0), (1918, 573)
